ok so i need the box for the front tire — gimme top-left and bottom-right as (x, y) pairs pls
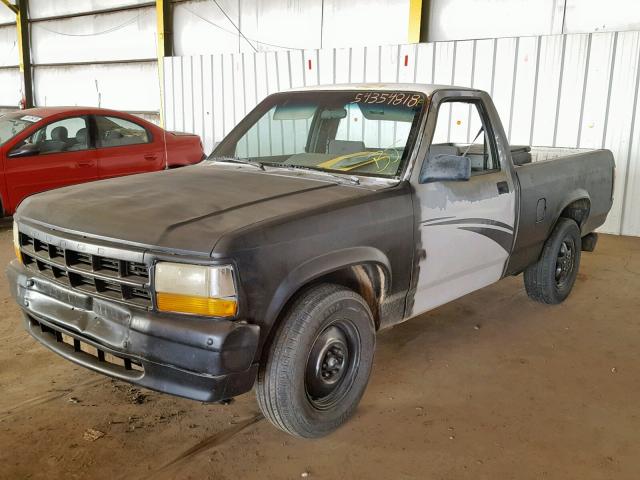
(256, 283), (375, 438)
(524, 218), (582, 304)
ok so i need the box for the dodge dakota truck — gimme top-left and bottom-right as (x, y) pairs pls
(7, 84), (614, 438)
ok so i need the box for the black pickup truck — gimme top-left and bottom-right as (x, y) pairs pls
(7, 84), (614, 438)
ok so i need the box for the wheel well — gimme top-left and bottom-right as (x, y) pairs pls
(559, 198), (590, 228)
(274, 264), (386, 332)
(311, 264), (386, 329)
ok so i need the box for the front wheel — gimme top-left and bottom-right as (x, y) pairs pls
(524, 218), (582, 304)
(256, 283), (375, 438)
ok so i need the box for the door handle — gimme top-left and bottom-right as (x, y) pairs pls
(497, 181), (509, 195)
(144, 154), (158, 161)
(76, 161), (93, 168)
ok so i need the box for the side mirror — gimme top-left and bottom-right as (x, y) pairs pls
(419, 154), (471, 184)
(8, 143), (40, 158)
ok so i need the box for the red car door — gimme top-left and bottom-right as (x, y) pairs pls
(4, 115), (98, 212)
(93, 115), (165, 179)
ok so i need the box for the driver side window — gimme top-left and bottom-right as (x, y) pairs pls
(430, 100), (498, 175)
(13, 116), (89, 155)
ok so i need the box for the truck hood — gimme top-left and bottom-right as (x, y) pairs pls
(17, 164), (370, 255)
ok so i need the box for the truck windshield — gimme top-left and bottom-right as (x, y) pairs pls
(0, 112), (40, 146)
(212, 90), (427, 178)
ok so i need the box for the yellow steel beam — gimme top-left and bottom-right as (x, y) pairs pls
(3, 0), (33, 107)
(156, 0), (172, 127)
(0, 0), (18, 14)
(408, 0), (423, 44)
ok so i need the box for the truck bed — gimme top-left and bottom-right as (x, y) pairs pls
(506, 147), (615, 274)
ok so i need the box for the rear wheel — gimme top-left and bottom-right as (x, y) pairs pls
(256, 283), (375, 438)
(524, 218), (582, 304)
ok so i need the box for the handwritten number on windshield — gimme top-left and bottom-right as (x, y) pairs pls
(354, 92), (423, 107)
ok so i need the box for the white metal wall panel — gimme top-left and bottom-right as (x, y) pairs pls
(428, 0), (563, 42)
(622, 75), (640, 235)
(531, 35), (563, 146)
(602, 32), (640, 234)
(28, 0), (153, 19)
(578, 33), (615, 149)
(0, 24), (17, 67)
(321, 0), (410, 48)
(564, 0), (640, 34)
(173, 0), (241, 56)
(0, 68), (20, 106)
(30, 7), (156, 64)
(554, 34), (589, 147)
(239, 0), (322, 51)
(492, 38), (517, 141)
(34, 62), (159, 112)
(414, 43), (435, 84)
(363, 46), (380, 82)
(0, 5), (14, 23)
(174, 0), (410, 54)
(509, 36), (539, 146)
(165, 30), (640, 235)
(0, 22), (19, 106)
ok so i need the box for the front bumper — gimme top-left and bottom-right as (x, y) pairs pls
(6, 260), (260, 402)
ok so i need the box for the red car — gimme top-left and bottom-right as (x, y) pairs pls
(0, 107), (205, 216)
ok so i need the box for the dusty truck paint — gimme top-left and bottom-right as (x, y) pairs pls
(6, 84), (614, 437)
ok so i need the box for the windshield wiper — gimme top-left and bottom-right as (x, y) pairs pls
(210, 156), (265, 170)
(268, 163), (360, 185)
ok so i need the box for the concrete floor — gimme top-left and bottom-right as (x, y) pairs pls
(0, 218), (638, 480)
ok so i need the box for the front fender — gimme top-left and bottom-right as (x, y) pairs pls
(263, 246), (392, 328)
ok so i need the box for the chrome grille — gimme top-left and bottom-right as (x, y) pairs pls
(19, 232), (151, 309)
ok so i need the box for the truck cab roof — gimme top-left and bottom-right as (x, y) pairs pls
(287, 83), (477, 96)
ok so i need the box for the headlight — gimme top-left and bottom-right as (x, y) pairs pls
(13, 221), (21, 263)
(155, 263), (237, 317)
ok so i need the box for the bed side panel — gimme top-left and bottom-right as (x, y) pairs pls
(505, 149), (614, 275)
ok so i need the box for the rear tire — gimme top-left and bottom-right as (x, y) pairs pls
(256, 283), (375, 438)
(524, 218), (582, 304)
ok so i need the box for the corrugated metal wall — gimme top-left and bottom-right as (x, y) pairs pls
(164, 31), (640, 236)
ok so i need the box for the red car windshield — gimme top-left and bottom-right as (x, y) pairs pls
(0, 112), (41, 146)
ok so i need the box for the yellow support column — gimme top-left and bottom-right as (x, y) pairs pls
(156, 0), (173, 127)
(2, 0), (33, 108)
(408, 0), (423, 44)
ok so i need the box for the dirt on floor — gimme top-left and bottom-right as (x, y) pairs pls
(0, 218), (639, 480)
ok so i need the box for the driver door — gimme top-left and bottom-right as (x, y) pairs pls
(409, 91), (517, 316)
(5, 115), (97, 211)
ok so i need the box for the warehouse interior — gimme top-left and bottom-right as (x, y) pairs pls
(1, 1), (640, 478)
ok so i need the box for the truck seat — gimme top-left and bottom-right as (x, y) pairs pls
(328, 140), (366, 155)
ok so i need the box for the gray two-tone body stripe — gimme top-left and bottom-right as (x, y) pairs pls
(421, 217), (514, 252)
(421, 217), (513, 231)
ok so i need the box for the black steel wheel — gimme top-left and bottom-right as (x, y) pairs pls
(555, 238), (576, 289)
(305, 322), (359, 410)
(256, 283), (375, 438)
(524, 218), (582, 304)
